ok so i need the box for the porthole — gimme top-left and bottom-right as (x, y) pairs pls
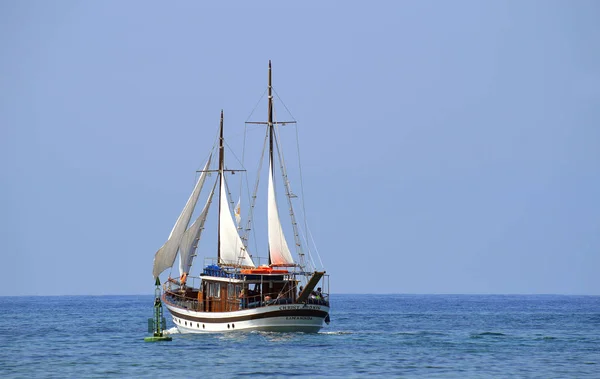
(203, 324), (205, 329)
(197, 323), (200, 328)
(232, 324), (235, 329)
(227, 324), (230, 329)
(185, 321), (187, 326)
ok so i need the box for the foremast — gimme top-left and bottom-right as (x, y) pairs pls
(217, 111), (255, 268)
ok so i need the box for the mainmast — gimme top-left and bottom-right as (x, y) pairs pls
(268, 60), (274, 266)
(268, 60), (274, 167)
(245, 61), (304, 268)
(217, 110), (224, 263)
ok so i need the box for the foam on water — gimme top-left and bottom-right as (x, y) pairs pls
(164, 327), (179, 335)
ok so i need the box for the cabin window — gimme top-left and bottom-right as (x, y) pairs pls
(228, 284), (235, 299)
(209, 282), (221, 298)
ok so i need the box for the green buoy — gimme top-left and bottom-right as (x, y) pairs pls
(144, 277), (172, 342)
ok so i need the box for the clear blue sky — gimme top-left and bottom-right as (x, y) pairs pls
(1, 1), (599, 296)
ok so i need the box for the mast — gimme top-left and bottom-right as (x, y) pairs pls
(245, 61), (301, 268)
(217, 110), (224, 263)
(268, 60), (274, 266)
(268, 60), (274, 166)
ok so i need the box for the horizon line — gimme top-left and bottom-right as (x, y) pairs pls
(1, 292), (598, 297)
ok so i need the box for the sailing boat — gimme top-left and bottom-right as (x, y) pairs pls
(152, 62), (330, 333)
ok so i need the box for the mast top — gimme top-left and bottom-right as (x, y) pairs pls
(219, 110), (224, 171)
(268, 61), (272, 92)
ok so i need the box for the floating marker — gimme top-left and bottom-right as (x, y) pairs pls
(144, 277), (172, 342)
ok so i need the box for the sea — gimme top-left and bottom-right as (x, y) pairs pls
(0, 294), (598, 378)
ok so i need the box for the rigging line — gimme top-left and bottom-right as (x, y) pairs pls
(223, 139), (248, 171)
(306, 225), (324, 270)
(191, 124), (221, 193)
(194, 130), (219, 183)
(233, 122), (265, 217)
(294, 122), (311, 260)
(222, 130), (251, 145)
(239, 115), (248, 201)
(296, 225), (317, 272)
(236, 120), (249, 252)
(244, 123), (268, 133)
(274, 101), (314, 267)
(170, 138), (219, 281)
(189, 179), (218, 275)
(245, 88), (268, 122)
(273, 87), (297, 121)
(242, 126), (269, 260)
(273, 120), (305, 266)
(294, 199), (325, 272)
(222, 172), (236, 214)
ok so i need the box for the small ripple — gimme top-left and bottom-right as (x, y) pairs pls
(414, 331), (447, 336)
(237, 371), (294, 377)
(538, 336), (556, 340)
(470, 332), (507, 339)
(319, 331), (353, 335)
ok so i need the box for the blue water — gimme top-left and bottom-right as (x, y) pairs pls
(0, 294), (598, 378)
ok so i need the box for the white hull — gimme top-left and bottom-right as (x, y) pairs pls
(164, 302), (329, 333)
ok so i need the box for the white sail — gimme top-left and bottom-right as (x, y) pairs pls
(152, 155), (212, 278)
(219, 174), (255, 267)
(268, 159), (295, 266)
(178, 185), (215, 277)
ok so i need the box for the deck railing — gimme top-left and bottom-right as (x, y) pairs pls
(163, 273), (331, 312)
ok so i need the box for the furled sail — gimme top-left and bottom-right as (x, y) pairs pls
(152, 155), (212, 278)
(268, 159), (295, 266)
(219, 174), (255, 267)
(178, 184), (215, 277)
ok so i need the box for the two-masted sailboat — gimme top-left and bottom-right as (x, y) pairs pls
(151, 62), (330, 333)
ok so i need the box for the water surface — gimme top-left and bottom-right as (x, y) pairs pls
(0, 294), (598, 377)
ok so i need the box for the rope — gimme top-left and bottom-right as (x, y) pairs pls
(273, 88), (296, 120)
(245, 88), (268, 122)
(242, 127), (269, 260)
(294, 122), (313, 267)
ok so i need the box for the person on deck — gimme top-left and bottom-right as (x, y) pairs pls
(238, 289), (246, 309)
